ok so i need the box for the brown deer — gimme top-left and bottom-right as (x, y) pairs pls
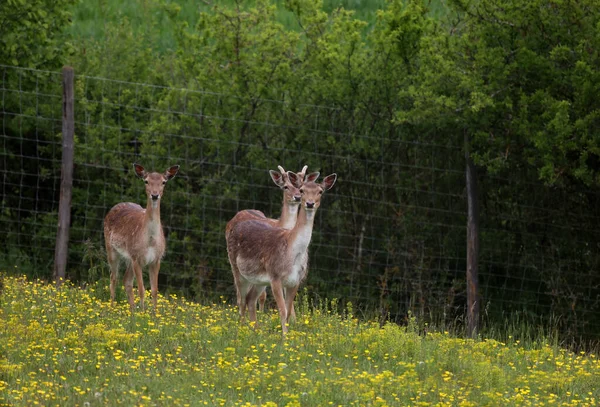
(104, 163), (180, 311)
(225, 165), (319, 314)
(226, 171), (337, 334)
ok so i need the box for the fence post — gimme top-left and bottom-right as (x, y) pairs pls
(465, 132), (480, 338)
(53, 66), (75, 287)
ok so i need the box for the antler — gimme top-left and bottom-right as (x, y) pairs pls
(277, 165), (288, 181)
(299, 165), (308, 179)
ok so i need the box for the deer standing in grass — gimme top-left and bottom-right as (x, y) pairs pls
(226, 171), (337, 334)
(226, 165), (318, 315)
(104, 163), (180, 311)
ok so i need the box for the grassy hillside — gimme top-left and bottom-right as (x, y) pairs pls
(66, 0), (447, 53)
(1, 275), (599, 406)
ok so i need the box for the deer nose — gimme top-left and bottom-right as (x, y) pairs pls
(151, 194), (160, 200)
(293, 195), (301, 202)
(306, 202), (315, 209)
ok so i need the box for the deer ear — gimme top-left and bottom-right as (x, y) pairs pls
(269, 170), (286, 188)
(299, 165), (308, 178)
(287, 171), (302, 188)
(321, 173), (337, 191)
(305, 172), (320, 183)
(165, 165), (180, 181)
(133, 163), (146, 179)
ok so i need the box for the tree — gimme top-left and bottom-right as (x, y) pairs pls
(399, 0), (600, 337)
(0, 0), (78, 69)
(0, 0), (78, 274)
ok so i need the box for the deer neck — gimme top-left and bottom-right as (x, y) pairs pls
(278, 200), (299, 229)
(288, 206), (316, 255)
(145, 197), (162, 236)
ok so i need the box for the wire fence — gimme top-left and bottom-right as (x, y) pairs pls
(2, 64), (599, 340)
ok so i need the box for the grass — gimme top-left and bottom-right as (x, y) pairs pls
(1, 274), (599, 406)
(66, 0), (448, 54)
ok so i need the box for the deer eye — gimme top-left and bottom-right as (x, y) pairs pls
(162, 181), (166, 185)
(144, 180), (149, 185)
(319, 190), (323, 194)
(283, 186), (288, 190)
(299, 189), (304, 193)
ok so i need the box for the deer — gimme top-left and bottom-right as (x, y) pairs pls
(225, 165), (308, 233)
(226, 171), (337, 334)
(103, 163), (180, 312)
(225, 165), (319, 315)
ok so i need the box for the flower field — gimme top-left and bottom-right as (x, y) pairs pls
(0, 275), (598, 406)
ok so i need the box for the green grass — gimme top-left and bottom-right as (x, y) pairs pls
(66, 0), (448, 54)
(1, 274), (599, 406)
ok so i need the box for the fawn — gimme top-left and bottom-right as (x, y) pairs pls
(226, 171), (337, 334)
(104, 163), (179, 311)
(226, 165), (319, 315)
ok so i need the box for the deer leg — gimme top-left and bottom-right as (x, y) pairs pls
(132, 261), (145, 311)
(148, 260), (160, 312)
(237, 279), (251, 323)
(284, 285), (299, 324)
(246, 285), (264, 328)
(283, 288), (297, 322)
(228, 252), (246, 320)
(246, 286), (257, 325)
(106, 246), (119, 306)
(270, 279), (288, 334)
(258, 290), (267, 312)
(123, 262), (136, 312)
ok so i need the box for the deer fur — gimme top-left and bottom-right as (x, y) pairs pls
(104, 163), (179, 311)
(225, 165), (309, 235)
(225, 165), (318, 314)
(226, 171), (337, 334)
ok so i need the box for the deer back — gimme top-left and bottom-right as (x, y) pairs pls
(225, 165), (312, 239)
(104, 202), (166, 265)
(104, 163), (179, 266)
(227, 219), (296, 281)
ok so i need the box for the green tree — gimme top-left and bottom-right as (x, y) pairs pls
(0, 0), (78, 274)
(399, 0), (600, 336)
(0, 0), (78, 68)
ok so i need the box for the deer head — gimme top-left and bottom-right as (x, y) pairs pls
(288, 171), (337, 211)
(269, 165), (320, 204)
(134, 163), (180, 207)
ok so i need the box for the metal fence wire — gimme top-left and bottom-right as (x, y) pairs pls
(1, 64), (599, 339)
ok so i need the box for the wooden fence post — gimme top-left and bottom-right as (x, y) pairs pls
(465, 132), (480, 338)
(53, 66), (75, 286)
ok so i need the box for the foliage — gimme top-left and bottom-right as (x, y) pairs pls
(0, 0), (78, 275)
(1, 0), (600, 341)
(1, 275), (600, 406)
(397, 0), (600, 336)
(402, 0), (600, 187)
(0, 0), (78, 69)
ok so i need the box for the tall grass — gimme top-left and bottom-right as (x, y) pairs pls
(1, 274), (599, 406)
(66, 0), (447, 54)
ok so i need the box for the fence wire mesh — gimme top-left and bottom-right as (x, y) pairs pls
(1, 64), (599, 339)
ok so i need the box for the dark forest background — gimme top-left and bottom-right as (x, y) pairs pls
(2, 0), (600, 342)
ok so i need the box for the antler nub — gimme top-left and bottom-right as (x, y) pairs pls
(277, 165), (288, 181)
(299, 165), (308, 179)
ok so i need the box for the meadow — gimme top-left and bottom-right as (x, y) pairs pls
(66, 0), (447, 53)
(3, 1), (600, 404)
(1, 274), (599, 406)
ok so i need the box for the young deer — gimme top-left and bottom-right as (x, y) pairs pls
(104, 163), (180, 311)
(225, 165), (319, 313)
(226, 171), (337, 334)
